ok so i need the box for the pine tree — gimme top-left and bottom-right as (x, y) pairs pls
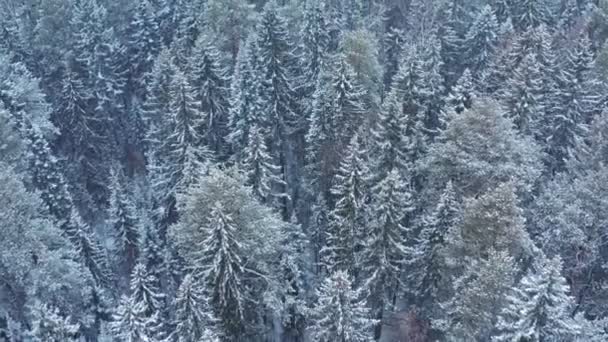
(187, 32), (230, 156)
(171, 274), (218, 342)
(362, 169), (414, 338)
(108, 168), (139, 273)
(308, 271), (376, 342)
(493, 256), (581, 341)
(322, 133), (370, 275)
(29, 302), (80, 342)
(443, 182), (533, 265)
(463, 5), (499, 77)
(276, 216), (309, 341)
(546, 35), (599, 174)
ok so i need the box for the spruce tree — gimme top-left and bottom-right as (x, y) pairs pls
(409, 181), (460, 317)
(362, 169), (414, 338)
(171, 274), (218, 342)
(493, 256), (581, 341)
(512, 0), (552, 30)
(500, 53), (545, 136)
(108, 168), (139, 273)
(227, 36), (264, 163)
(444, 68), (474, 117)
(187, 32), (230, 156)
(242, 123), (287, 206)
(308, 271), (376, 342)
(256, 0), (301, 218)
(322, 133), (370, 275)
(111, 295), (154, 342)
(306, 53), (366, 194)
(126, 0), (160, 96)
(29, 302), (80, 342)
(436, 250), (516, 341)
(463, 5), (499, 77)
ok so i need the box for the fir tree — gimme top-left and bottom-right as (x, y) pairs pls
(308, 271), (376, 342)
(493, 256), (581, 341)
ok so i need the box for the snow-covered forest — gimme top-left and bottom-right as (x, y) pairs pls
(2, 0), (608, 340)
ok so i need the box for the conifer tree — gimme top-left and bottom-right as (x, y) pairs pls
(547, 35), (601, 174)
(108, 168), (139, 273)
(256, 0), (301, 218)
(300, 0), (330, 108)
(436, 250), (516, 341)
(322, 133), (370, 275)
(126, 0), (160, 95)
(409, 181), (460, 317)
(29, 302), (80, 342)
(362, 169), (414, 338)
(493, 256), (581, 341)
(306, 53), (366, 194)
(444, 68), (474, 117)
(463, 5), (499, 77)
(171, 274), (218, 342)
(187, 33), (230, 156)
(65, 211), (111, 285)
(501, 53), (545, 136)
(227, 37), (264, 163)
(27, 127), (74, 226)
(512, 0), (552, 30)
(243, 123), (287, 206)
(111, 295), (154, 342)
(308, 271), (376, 342)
